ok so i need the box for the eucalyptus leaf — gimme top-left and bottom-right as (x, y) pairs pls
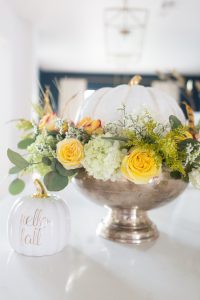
(55, 161), (78, 177)
(44, 171), (68, 191)
(7, 148), (29, 169)
(9, 166), (23, 174)
(169, 115), (182, 129)
(42, 157), (52, 166)
(18, 138), (35, 149)
(9, 178), (25, 195)
(51, 158), (57, 170)
(16, 119), (33, 131)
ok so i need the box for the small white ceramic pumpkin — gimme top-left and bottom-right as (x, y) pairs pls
(8, 180), (70, 256)
(77, 78), (185, 124)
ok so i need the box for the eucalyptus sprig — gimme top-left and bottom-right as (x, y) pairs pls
(7, 148), (79, 194)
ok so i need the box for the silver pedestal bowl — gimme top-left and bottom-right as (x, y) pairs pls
(74, 170), (187, 244)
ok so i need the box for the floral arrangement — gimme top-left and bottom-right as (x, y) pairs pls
(7, 96), (200, 195)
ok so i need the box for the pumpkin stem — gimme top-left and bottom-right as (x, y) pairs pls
(33, 179), (49, 198)
(129, 75), (142, 86)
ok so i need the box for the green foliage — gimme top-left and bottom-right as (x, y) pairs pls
(9, 166), (23, 174)
(9, 178), (25, 195)
(169, 115), (182, 129)
(102, 136), (129, 142)
(170, 171), (183, 180)
(55, 160), (78, 177)
(66, 125), (90, 144)
(16, 119), (33, 131)
(44, 171), (68, 191)
(32, 103), (45, 118)
(157, 133), (185, 175)
(178, 138), (197, 151)
(51, 158), (57, 170)
(7, 149), (29, 169)
(18, 138), (35, 149)
(42, 157), (52, 166)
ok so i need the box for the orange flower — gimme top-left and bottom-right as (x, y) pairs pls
(39, 113), (57, 132)
(39, 114), (68, 133)
(77, 117), (102, 135)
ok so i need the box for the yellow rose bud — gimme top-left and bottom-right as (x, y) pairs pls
(121, 148), (161, 184)
(57, 138), (84, 169)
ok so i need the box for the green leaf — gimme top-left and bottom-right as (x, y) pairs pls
(169, 115), (182, 129)
(44, 171), (68, 191)
(9, 166), (23, 174)
(32, 103), (44, 118)
(47, 130), (59, 137)
(170, 171), (182, 180)
(9, 178), (25, 195)
(51, 158), (57, 170)
(102, 136), (129, 142)
(7, 149), (29, 169)
(178, 138), (197, 150)
(16, 119), (33, 131)
(42, 157), (52, 166)
(55, 161), (78, 177)
(17, 138), (35, 149)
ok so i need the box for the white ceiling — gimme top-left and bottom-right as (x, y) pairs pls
(10, 0), (200, 74)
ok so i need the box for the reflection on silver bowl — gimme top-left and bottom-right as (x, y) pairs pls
(73, 170), (187, 244)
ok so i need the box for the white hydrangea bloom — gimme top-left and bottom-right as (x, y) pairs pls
(189, 168), (200, 189)
(82, 135), (126, 181)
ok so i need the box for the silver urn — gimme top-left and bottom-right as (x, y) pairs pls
(74, 169), (187, 244)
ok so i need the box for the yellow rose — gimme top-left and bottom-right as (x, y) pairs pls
(57, 138), (84, 169)
(121, 148), (161, 184)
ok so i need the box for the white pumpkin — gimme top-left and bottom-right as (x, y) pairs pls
(77, 83), (185, 124)
(8, 180), (70, 256)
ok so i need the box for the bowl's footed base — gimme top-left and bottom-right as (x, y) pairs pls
(96, 208), (159, 244)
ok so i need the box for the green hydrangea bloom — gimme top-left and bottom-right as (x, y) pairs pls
(82, 135), (126, 181)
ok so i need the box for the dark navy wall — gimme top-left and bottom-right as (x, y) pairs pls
(39, 70), (200, 111)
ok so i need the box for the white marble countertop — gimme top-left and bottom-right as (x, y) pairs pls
(0, 183), (200, 300)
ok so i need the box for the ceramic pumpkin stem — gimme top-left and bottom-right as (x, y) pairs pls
(33, 179), (49, 198)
